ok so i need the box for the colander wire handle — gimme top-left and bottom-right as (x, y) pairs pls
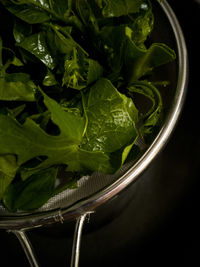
(70, 213), (91, 267)
(10, 229), (39, 267)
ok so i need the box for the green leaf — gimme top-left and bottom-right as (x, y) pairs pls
(128, 80), (163, 141)
(0, 173), (13, 199)
(62, 48), (103, 90)
(0, 79), (139, 179)
(46, 23), (87, 57)
(42, 69), (58, 86)
(110, 142), (139, 172)
(11, 57), (24, 67)
(13, 19), (32, 43)
(76, 0), (99, 32)
(0, 45), (24, 74)
(3, 167), (58, 212)
(101, 0), (144, 18)
(9, 0), (50, 9)
(1, 0), (83, 31)
(130, 7), (154, 47)
(41, 89), (86, 143)
(0, 73), (36, 101)
(17, 32), (56, 69)
(46, 26), (75, 55)
(49, 0), (69, 17)
(0, 90), (113, 179)
(125, 28), (176, 81)
(87, 59), (103, 85)
(81, 78), (139, 153)
(62, 48), (86, 89)
(8, 104), (26, 118)
(100, 25), (127, 76)
(0, 112), (81, 167)
(1, 0), (51, 24)
(132, 43), (176, 81)
(0, 155), (18, 198)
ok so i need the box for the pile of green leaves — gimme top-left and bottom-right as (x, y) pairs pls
(0, 0), (176, 212)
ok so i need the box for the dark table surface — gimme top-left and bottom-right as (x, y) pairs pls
(0, 1), (200, 266)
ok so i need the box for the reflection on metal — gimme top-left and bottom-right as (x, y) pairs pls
(70, 212), (93, 267)
(10, 230), (39, 267)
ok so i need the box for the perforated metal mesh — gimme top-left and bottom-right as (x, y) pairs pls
(40, 162), (134, 211)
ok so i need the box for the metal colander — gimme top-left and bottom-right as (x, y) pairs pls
(0, 1), (188, 266)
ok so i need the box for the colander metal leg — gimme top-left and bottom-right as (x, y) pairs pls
(10, 230), (39, 267)
(9, 213), (91, 267)
(70, 213), (91, 267)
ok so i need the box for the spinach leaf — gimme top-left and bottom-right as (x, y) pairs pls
(125, 26), (176, 81)
(128, 80), (163, 141)
(0, 155), (18, 198)
(8, 104), (26, 118)
(46, 25), (75, 56)
(130, 7), (154, 47)
(0, 78), (140, 183)
(62, 47), (103, 89)
(0, 42), (36, 101)
(17, 32), (56, 69)
(0, 73), (36, 101)
(62, 48), (87, 89)
(0, 89), (113, 180)
(110, 142), (139, 172)
(81, 78), (139, 153)
(43, 69), (58, 86)
(1, 0), (51, 24)
(1, 0), (84, 32)
(49, 0), (69, 17)
(13, 18), (32, 43)
(47, 23), (87, 55)
(3, 167), (58, 212)
(87, 58), (103, 85)
(100, 0), (145, 18)
(0, 44), (23, 74)
(76, 0), (99, 32)
(99, 25), (127, 77)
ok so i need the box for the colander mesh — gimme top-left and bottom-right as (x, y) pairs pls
(0, 158), (135, 215)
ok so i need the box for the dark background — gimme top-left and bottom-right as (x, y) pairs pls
(0, 0), (200, 266)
